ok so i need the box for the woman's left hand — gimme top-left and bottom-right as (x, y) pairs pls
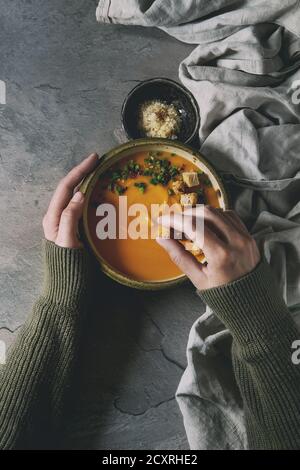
(42, 152), (99, 248)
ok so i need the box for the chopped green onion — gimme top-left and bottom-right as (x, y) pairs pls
(134, 182), (147, 193)
(150, 177), (159, 185)
(115, 184), (126, 195)
(203, 177), (212, 187)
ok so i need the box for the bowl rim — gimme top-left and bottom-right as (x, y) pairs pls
(80, 138), (230, 290)
(121, 77), (201, 144)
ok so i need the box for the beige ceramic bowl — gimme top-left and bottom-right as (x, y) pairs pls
(80, 138), (229, 290)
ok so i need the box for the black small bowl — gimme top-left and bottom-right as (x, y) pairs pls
(121, 78), (200, 144)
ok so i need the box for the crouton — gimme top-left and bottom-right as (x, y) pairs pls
(182, 240), (194, 252)
(172, 180), (186, 195)
(191, 243), (202, 256)
(182, 240), (202, 256)
(182, 172), (199, 187)
(180, 192), (198, 206)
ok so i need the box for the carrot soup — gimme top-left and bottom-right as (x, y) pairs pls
(87, 150), (220, 282)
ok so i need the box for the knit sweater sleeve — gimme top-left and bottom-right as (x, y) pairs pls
(0, 240), (89, 449)
(199, 261), (300, 450)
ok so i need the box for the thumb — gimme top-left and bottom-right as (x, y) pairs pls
(55, 191), (85, 248)
(156, 238), (205, 289)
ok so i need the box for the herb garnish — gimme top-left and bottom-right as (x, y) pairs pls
(106, 152), (182, 192)
(134, 182), (147, 193)
(150, 177), (159, 185)
(202, 175), (212, 187)
(114, 184), (127, 195)
(195, 187), (203, 195)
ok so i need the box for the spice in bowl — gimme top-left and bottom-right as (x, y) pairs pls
(138, 100), (181, 139)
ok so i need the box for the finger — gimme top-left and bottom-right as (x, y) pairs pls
(223, 210), (249, 234)
(203, 206), (240, 242)
(55, 191), (85, 248)
(204, 207), (249, 236)
(156, 238), (206, 288)
(158, 212), (224, 257)
(46, 152), (99, 229)
(158, 213), (196, 242)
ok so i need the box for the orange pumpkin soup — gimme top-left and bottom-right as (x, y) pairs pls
(87, 151), (220, 282)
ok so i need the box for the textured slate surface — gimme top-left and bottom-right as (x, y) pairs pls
(0, 0), (206, 449)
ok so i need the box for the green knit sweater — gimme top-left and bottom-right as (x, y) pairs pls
(0, 241), (299, 449)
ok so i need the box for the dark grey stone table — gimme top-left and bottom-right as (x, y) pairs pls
(0, 0), (205, 449)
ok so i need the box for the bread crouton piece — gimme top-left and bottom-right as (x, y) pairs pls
(182, 240), (202, 256)
(180, 192), (198, 206)
(172, 180), (186, 195)
(182, 172), (199, 187)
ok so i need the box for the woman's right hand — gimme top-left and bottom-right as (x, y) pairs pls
(156, 207), (261, 290)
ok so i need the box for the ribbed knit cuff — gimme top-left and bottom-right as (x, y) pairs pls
(198, 261), (290, 345)
(42, 240), (90, 307)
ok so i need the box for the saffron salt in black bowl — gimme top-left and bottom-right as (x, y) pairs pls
(121, 78), (200, 145)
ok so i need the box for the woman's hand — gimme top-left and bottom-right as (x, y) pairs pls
(43, 153), (99, 249)
(156, 207), (260, 290)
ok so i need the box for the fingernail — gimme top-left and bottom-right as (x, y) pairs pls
(88, 152), (99, 159)
(72, 191), (84, 203)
